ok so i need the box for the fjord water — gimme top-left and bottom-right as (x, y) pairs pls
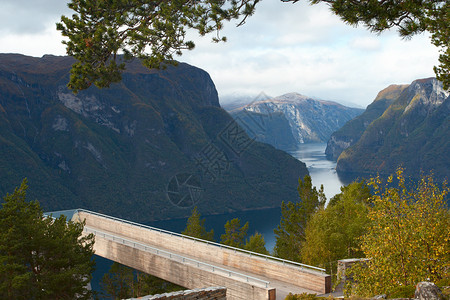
(149, 143), (347, 252)
(287, 143), (347, 200)
(91, 143), (348, 292)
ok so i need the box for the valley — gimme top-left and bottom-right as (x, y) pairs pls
(2, 1), (449, 297)
(149, 143), (349, 251)
(2, 55), (448, 299)
(227, 93), (363, 151)
(0, 54), (308, 223)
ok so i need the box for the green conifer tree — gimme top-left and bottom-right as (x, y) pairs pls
(100, 262), (184, 299)
(57, 0), (260, 92)
(282, 0), (449, 89)
(182, 207), (214, 241)
(220, 218), (249, 248)
(301, 180), (371, 274)
(100, 262), (134, 299)
(244, 232), (269, 255)
(0, 179), (95, 299)
(273, 175), (325, 262)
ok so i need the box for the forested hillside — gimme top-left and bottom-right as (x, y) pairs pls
(333, 78), (449, 180)
(0, 54), (308, 222)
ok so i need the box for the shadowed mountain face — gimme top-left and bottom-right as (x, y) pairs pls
(228, 93), (363, 151)
(325, 84), (408, 160)
(0, 54), (308, 222)
(332, 78), (449, 181)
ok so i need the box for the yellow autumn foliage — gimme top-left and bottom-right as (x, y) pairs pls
(349, 168), (449, 296)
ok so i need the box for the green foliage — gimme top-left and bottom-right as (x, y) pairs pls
(59, 0), (449, 91)
(326, 84), (405, 160)
(182, 207), (214, 241)
(284, 292), (321, 300)
(274, 175), (325, 262)
(0, 54), (309, 223)
(429, 1), (450, 89)
(336, 78), (449, 181)
(387, 285), (416, 298)
(137, 273), (184, 296)
(348, 168), (450, 296)
(220, 218), (249, 248)
(100, 262), (134, 299)
(301, 181), (371, 274)
(443, 287), (450, 298)
(244, 232), (269, 255)
(328, 179), (371, 206)
(57, 0), (260, 92)
(184, 208), (269, 253)
(437, 277), (450, 288)
(0, 179), (95, 299)
(100, 262), (184, 299)
(284, 0), (449, 89)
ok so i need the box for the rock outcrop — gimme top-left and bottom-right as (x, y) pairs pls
(414, 282), (445, 300)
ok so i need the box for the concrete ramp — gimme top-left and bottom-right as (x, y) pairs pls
(71, 209), (331, 299)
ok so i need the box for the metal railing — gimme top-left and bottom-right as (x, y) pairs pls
(84, 226), (270, 288)
(74, 208), (326, 273)
(44, 209), (79, 220)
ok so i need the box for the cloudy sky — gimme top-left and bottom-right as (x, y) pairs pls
(0, 0), (440, 107)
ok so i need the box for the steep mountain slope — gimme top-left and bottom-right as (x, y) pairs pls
(336, 78), (449, 180)
(325, 84), (408, 160)
(230, 110), (297, 151)
(0, 54), (308, 222)
(229, 93), (363, 151)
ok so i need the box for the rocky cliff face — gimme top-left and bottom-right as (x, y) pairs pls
(229, 93), (363, 151)
(0, 54), (308, 222)
(325, 84), (408, 160)
(335, 78), (449, 180)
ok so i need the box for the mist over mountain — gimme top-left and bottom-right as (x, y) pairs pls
(227, 93), (363, 151)
(0, 54), (308, 222)
(330, 78), (449, 180)
(220, 92), (272, 111)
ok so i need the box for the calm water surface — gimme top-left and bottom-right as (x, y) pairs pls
(149, 143), (348, 252)
(288, 143), (345, 200)
(91, 143), (355, 292)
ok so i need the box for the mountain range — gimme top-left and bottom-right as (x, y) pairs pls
(327, 78), (449, 180)
(0, 54), (308, 222)
(220, 92), (273, 111)
(227, 93), (363, 151)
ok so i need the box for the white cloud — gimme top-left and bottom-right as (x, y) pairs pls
(0, 0), (70, 35)
(0, 0), (441, 107)
(181, 1), (440, 106)
(0, 21), (67, 57)
(349, 37), (381, 51)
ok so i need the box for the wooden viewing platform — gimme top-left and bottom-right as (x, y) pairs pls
(51, 209), (331, 299)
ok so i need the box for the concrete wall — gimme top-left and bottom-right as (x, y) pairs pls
(335, 258), (369, 293)
(128, 286), (227, 300)
(93, 234), (273, 300)
(75, 211), (330, 294)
